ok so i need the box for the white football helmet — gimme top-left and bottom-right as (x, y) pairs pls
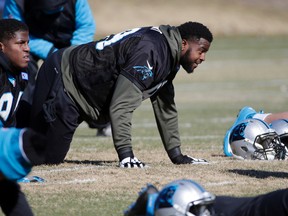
(230, 118), (285, 160)
(154, 179), (215, 216)
(270, 119), (288, 147)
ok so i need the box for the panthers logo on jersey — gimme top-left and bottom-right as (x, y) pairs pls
(133, 60), (154, 81)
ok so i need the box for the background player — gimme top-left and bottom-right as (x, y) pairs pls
(3, 0), (111, 136)
(0, 18), (46, 216)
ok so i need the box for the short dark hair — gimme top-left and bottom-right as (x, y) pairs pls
(0, 19), (29, 42)
(177, 22), (213, 43)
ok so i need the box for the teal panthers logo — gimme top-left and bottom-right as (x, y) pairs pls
(156, 185), (177, 208)
(133, 60), (153, 80)
(231, 122), (248, 142)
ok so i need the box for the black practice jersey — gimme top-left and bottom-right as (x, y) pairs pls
(0, 60), (28, 127)
(69, 26), (179, 112)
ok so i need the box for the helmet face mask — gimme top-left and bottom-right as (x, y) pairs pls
(270, 119), (288, 147)
(253, 132), (282, 159)
(187, 203), (215, 216)
(154, 179), (215, 216)
(230, 119), (286, 160)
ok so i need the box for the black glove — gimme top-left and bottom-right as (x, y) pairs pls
(22, 129), (47, 165)
(168, 147), (208, 165)
(171, 154), (208, 164)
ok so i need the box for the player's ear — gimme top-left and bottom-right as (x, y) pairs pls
(181, 39), (189, 54)
(181, 39), (188, 51)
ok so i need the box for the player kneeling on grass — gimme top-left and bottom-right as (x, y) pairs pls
(124, 179), (288, 216)
(22, 21), (213, 167)
(0, 127), (47, 216)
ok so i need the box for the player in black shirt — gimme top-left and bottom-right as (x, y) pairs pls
(26, 21), (213, 167)
(0, 18), (47, 216)
(0, 18), (29, 127)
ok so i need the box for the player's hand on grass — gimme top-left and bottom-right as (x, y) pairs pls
(119, 157), (146, 168)
(168, 147), (208, 165)
(171, 154), (208, 165)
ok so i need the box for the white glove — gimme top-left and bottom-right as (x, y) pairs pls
(119, 157), (146, 168)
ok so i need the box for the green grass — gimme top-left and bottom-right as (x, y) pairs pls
(13, 36), (288, 216)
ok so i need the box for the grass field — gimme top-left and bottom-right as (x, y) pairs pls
(10, 35), (288, 216)
(89, 0), (288, 37)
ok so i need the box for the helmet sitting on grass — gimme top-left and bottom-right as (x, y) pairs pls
(230, 118), (286, 160)
(154, 179), (215, 216)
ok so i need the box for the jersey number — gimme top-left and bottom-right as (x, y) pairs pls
(0, 92), (22, 121)
(95, 28), (140, 50)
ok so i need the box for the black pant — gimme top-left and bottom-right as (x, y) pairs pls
(29, 50), (82, 164)
(0, 180), (33, 216)
(214, 189), (288, 216)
